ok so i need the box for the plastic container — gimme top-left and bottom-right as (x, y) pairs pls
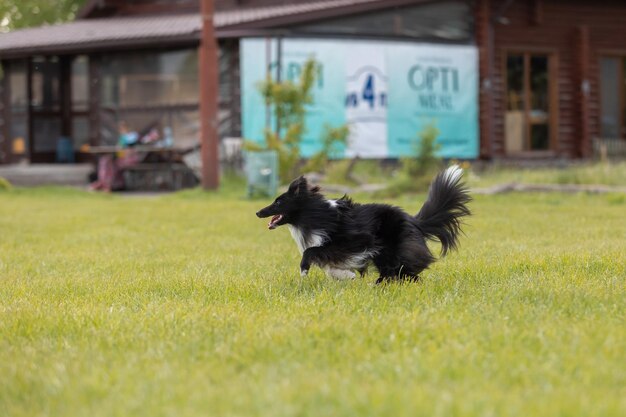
(244, 150), (278, 198)
(56, 137), (75, 163)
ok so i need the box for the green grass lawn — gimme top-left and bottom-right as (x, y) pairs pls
(323, 160), (626, 189)
(0, 186), (625, 417)
(466, 161), (626, 188)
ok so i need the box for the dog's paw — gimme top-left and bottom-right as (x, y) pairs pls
(375, 276), (389, 285)
(300, 269), (309, 277)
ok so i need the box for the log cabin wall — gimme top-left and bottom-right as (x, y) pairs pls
(482, 0), (626, 158)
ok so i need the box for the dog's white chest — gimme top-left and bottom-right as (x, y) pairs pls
(287, 225), (326, 254)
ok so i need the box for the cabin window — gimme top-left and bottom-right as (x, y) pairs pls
(72, 56), (89, 113)
(8, 60), (29, 157)
(599, 57), (625, 139)
(100, 49), (200, 147)
(72, 55), (90, 151)
(31, 56), (63, 153)
(31, 56), (61, 113)
(4, 56), (91, 161)
(505, 52), (555, 153)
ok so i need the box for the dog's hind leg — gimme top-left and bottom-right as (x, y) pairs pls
(375, 276), (391, 285)
(376, 274), (420, 285)
(373, 256), (428, 284)
(374, 230), (435, 284)
(373, 261), (398, 284)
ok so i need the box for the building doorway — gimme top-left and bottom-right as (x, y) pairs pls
(505, 52), (556, 154)
(30, 56), (63, 162)
(28, 55), (90, 163)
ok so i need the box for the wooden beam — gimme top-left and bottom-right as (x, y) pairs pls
(88, 54), (102, 147)
(616, 54), (626, 138)
(577, 25), (591, 157)
(549, 53), (559, 153)
(199, 0), (220, 190)
(60, 57), (72, 140)
(476, 0), (494, 159)
(0, 61), (9, 164)
(523, 54), (531, 150)
(27, 58), (34, 161)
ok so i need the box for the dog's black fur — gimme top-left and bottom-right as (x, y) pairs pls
(256, 166), (471, 283)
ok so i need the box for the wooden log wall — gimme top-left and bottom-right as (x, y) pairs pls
(483, 0), (626, 158)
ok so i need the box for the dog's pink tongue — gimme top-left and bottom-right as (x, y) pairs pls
(268, 215), (281, 230)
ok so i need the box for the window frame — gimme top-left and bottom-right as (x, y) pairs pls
(598, 53), (626, 140)
(502, 48), (559, 154)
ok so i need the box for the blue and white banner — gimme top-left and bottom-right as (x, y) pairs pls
(345, 44), (389, 158)
(240, 38), (479, 159)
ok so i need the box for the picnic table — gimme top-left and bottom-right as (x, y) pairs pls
(87, 145), (199, 191)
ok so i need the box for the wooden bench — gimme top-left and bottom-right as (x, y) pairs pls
(88, 145), (200, 191)
(121, 163), (198, 191)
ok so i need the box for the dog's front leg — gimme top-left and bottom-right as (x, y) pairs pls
(300, 247), (323, 276)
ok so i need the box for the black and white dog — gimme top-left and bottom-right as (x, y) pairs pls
(256, 165), (471, 283)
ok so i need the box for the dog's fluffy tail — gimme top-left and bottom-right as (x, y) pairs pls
(414, 165), (471, 255)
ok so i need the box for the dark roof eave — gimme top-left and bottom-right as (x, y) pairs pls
(219, 0), (437, 31)
(0, 0), (447, 59)
(79, 0), (436, 29)
(0, 34), (201, 60)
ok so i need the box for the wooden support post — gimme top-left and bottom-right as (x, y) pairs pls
(476, 0), (494, 159)
(27, 58), (33, 162)
(199, 0), (220, 190)
(577, 25), (591, 158)
(88, 54), (102, 147)
(0, 60), (9, 164)
(230, 40), (242, 137)
(60, 57), (72, 140)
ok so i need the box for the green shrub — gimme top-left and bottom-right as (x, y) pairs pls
(401, 123), (442, 179)
(244, 59), (348, 183)
(302, 125), (349, 174)
(0, 177), (12, 191)
(380, 123), (443, 196)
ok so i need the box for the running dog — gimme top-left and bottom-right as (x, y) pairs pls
(256, 165), (471, 283)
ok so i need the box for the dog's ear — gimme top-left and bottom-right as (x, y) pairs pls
(288, 176), (320, 195)
(288, 176), (308, 195)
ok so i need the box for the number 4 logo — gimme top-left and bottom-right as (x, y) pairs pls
(362, 74), (375, 109)
(345, 72), (387, 109)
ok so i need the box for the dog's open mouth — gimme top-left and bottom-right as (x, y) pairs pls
(268, 214), (283, 230)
